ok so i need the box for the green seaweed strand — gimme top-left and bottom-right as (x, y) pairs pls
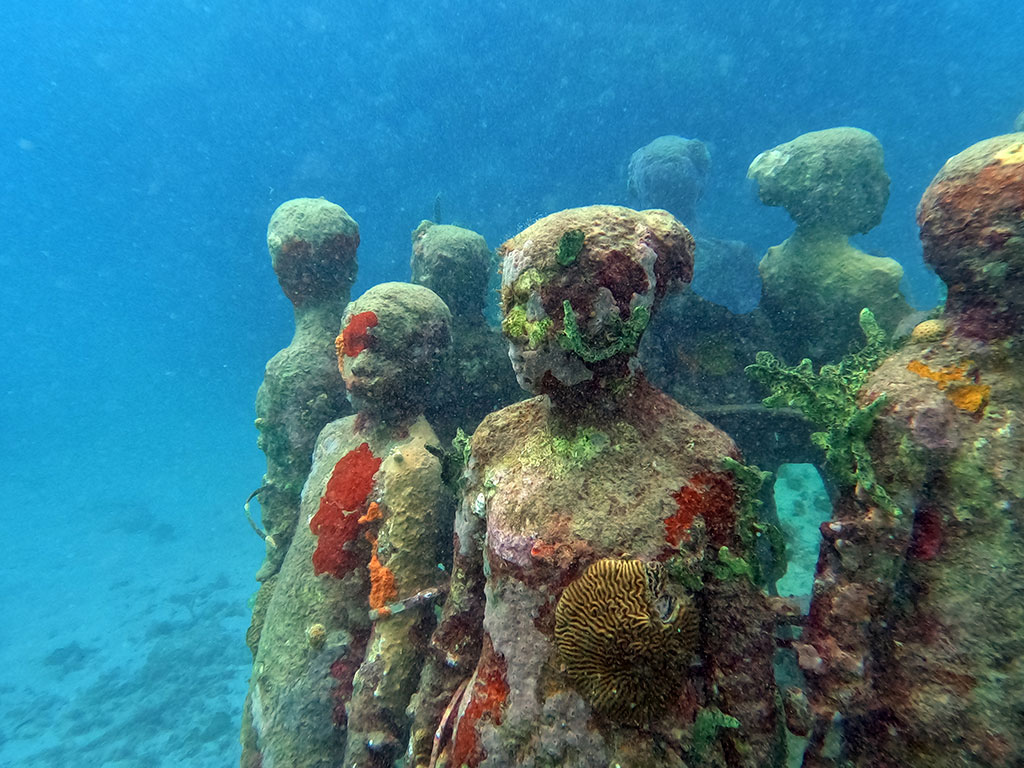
(722, 456), (786, 587)
(559, 300), (651, 363)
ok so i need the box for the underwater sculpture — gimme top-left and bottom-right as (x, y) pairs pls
(406, 206), (785, 767)
(241, 282), (452, 768)
(241, 200), (360, 748)
(628, 135), (766, 409)
(411, 220), (521, 440)
(748, 127), (912, 364)
(249, 197), (359, 584)
(628, 135), (711, 227)
(798, 132), (1024, 767)
(689, 236), (761, 314)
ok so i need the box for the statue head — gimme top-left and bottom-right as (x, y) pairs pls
(336, 282), (451, 419)
(499, 206), (693, 399)
(267, 198), (359, 307)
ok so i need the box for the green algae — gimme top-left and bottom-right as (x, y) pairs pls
(722, 456), (786, 588)
(518, 424), (610, 476)
(710, 545), (755, 582)
(691, 706), (740, 761)
(425, 428), (473, 496)
(560, 300), (650, 363)
(556, 228), (585, 266)
(746, 308), (900, 515)
(550, 426), (608, 467)
(502, 304), (554, 349)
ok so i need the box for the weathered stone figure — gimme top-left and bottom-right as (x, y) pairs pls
(407, 206), (785, 768)
(242, 282), (452, 768)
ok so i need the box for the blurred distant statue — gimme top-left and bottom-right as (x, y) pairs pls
(690, 236), (761, 314)
(748, 127), (912, 364)
(410, 220), (521, 440)
(628, 135), (711, 227)
(628, 136), (767, 409)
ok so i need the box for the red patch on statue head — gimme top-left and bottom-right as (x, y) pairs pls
(310, 442), (382, 578)
(665, 472), (737, 548)
(339, 311), (379, 357)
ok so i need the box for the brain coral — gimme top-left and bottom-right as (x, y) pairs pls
(554, 559), (699, 725)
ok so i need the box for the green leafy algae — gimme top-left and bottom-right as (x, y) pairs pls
(745, 308), (900, 515)
(560, 300), (650, 363)
(550, 426), (608, 467)
(502, 305), (552, 349)
(529, 317), (553, 347)
(555, 228), (585, 266)
(710, 545), (754, 582)
(722, 456), (786, 587)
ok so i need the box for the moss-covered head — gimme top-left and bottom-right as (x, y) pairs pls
(498, 205), (693, 395)
(747, 127), (889, 236)
(917, 132), (1024, 340)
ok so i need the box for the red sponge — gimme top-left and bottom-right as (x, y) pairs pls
(310, 442), (382, 578)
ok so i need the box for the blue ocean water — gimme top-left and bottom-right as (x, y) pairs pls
(0, 1), (1020, 765)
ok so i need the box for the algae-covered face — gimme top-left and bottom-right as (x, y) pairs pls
(506, 337), (593, 394)
(501, 267), (592, 395)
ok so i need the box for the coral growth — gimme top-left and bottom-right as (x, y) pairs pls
(366, 534), (398, 613)
(305, 622), (327, 650)
(337, 310), (379, 359)
(906, 359), (990, 413)
(909, 318), (947, 344)
(917, 133), (1024, 339)
(309, 442), (382, 577)
(665, 472), (737, 547)
(450, 642), (510, 767)
(554, 559), (698, 725)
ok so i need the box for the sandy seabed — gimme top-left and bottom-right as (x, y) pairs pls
(0, 448), (260, 767)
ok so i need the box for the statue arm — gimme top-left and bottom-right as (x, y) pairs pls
(405, 483), (487, 767)
(343, 444), (453, 766)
